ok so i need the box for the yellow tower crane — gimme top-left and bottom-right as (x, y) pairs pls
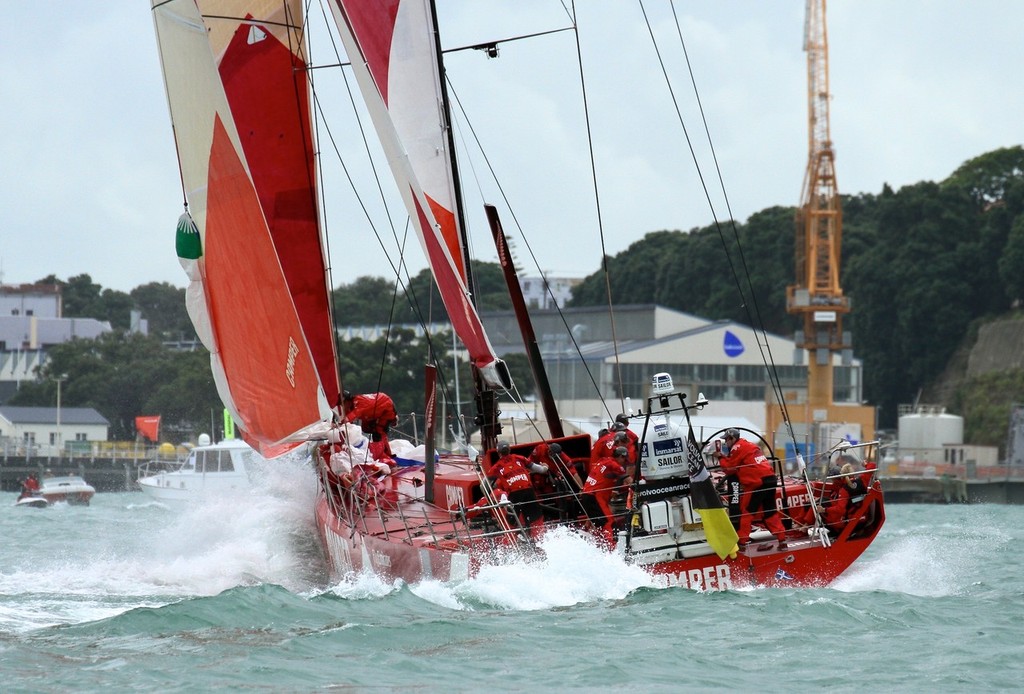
(787, 0), (849, 410)
(768, 0), (875, 454)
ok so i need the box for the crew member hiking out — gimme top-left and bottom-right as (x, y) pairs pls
(713, 428), (787, 550)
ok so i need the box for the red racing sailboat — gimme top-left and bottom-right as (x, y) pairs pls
(151, 0), (884, 590)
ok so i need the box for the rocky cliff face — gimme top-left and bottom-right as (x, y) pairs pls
(921, 315), (1024, 407)
(967, 319), (1024, 377)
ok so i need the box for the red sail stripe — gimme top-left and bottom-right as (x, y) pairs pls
(205, 116), (325, 446)
(219, 15), (340, 408)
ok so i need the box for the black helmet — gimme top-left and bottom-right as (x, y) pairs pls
(497, 441), (510, 456)
(612, 422), (627, 432)
(615, 413), (630, 425)
(724, 428), (740, 441)
(614, 431), (628, 443)
(342, 390), (353, 401)
(548, 443), (562, 455)
(613, 446), (629, 459)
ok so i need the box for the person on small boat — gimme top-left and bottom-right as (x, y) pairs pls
(713, 428), (787, 549)
(342, 391), (398, 457)
(487, 441), (548, 538)
(22, 473), (40, 494)
(581, 446), (632, 546)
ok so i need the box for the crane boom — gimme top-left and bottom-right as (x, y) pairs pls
(787, 0), (850, 409)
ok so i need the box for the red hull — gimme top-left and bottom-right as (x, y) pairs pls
(313, 452), (885, 589)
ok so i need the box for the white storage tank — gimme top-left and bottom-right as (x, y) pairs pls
(898, 407), (963, 450)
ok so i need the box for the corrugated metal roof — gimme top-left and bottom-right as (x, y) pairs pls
(0, 406), (110, 426)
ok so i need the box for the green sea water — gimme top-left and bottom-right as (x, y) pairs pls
(1, 460), (1021, 692)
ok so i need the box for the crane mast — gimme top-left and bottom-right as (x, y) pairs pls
(787, 0), (849, 410)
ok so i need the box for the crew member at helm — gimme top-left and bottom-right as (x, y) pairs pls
(713, 428), (788, 550)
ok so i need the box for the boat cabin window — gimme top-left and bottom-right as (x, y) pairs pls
(195, 450), (234, 472)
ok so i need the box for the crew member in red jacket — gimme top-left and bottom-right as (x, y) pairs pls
(713, 428), (787, 549)
(615, 414), (640, 464)
(343, 391), (398, 457)
(581, 446), (632, 545)
(487, 441), (548, 538)
(819, 462), (868, 531)
(591, 426), (629, 470)
(23, 473), (40, 493)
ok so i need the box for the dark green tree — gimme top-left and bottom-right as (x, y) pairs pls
(331, 276), (401, 327)
(9, 333), (220, 441)
(130, 282), (195, 340)
(1000, 215), (1024, 304)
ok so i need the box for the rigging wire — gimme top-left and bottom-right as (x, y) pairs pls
(571, 0), (627, 417)
(305, 0), (462, 427)
(639, 0), (801, 454)
(444, 77), (610, 424)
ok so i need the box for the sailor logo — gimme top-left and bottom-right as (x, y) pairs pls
(653, 423), (669, 439)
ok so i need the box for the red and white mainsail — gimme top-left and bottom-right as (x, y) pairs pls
(328, 0), (510, 389)
(152, 0), (338, 454)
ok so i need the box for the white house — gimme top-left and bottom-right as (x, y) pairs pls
(0, 406), (110, 457)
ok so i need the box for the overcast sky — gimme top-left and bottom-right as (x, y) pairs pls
(2, 1), (1021, 294)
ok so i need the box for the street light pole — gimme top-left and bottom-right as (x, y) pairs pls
(55, 373), (68, 462)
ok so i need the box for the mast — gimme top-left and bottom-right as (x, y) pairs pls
(486, 205), (564, 439)
(428, 0), (503, 452)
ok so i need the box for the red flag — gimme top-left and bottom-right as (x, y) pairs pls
(135, 415), (161, 442)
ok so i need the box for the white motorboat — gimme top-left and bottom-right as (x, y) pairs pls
(138, 436), (265, 505)
(15, 475), (96, 507)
